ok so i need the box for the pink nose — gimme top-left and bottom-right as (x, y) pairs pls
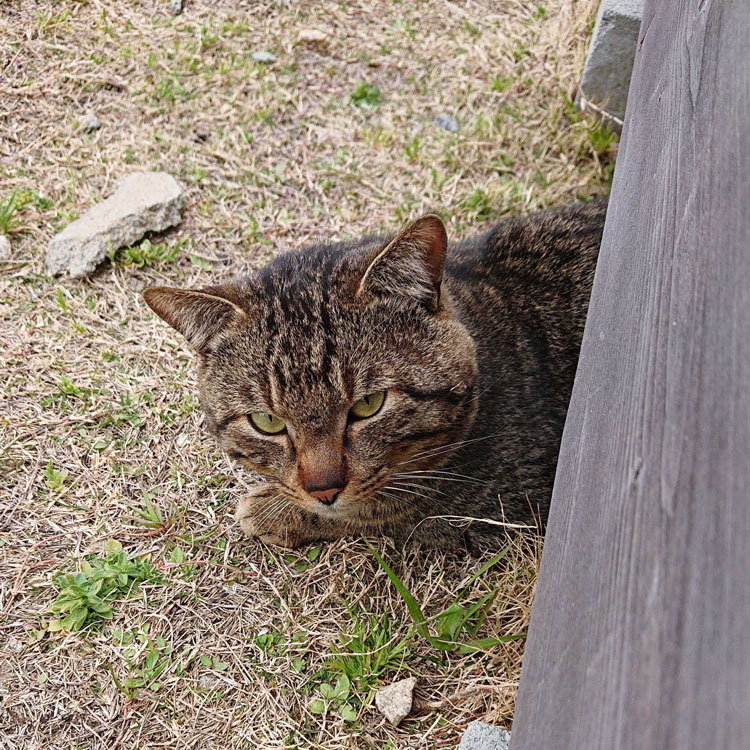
(308, 486), (344, 505)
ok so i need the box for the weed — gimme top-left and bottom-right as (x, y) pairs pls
(0, 189), (50, 234)
(108, 238), (181, 268)
(283, 546), (321, 572)
(492, 75), (512, 93)
(310, 674), (358, 723)
(134, 492), (170, 532)
(44, 459), (68, 492)
(404, 137), (421, 162)
(367, 541), (523, 654)
(350, 82), (382, 109)
(328, 609), (409, 691)
(588, 121), (614, 155)
(47, 540), (162, 632)
(461, 188), (492, 221)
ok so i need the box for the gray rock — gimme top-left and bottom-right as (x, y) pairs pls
(252, 51), (277, 64)
(0, 235), (11, 260)
(46, 172), (185, 277)
(434, 114), (460, 132)
(79, 113), (102, 133)
(374, 676), (416, 726)
(170, 0), (184, 14)
(579, 0), (644, 121)
(458, 721), (511, 750)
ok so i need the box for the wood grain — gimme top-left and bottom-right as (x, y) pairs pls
(511, 1), (750, 747)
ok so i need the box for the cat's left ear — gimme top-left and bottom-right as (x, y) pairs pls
(142, 285), (248, 352)
(356, 214), (447, 311)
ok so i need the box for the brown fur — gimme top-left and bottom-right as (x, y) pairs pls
(143, 201), (606, 551)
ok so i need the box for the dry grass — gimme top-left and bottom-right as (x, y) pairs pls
(0, 1), (613, 747)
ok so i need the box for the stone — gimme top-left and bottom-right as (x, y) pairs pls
(374, 677), (416, 726)
(252, 51), (277, 64)
(579, 0), (644, 121)
(297, 28), (327, 44)
(170, 0), (184, 14)
(0, 235), (10, 261)
(46, 172), (185, 277)
(198, 674), (221, 690)
(79, 113), (102, 133)
(458, 721), (511, 750)
(434, 114), (460, 132)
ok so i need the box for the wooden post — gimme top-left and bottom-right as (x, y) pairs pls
(511, 1), (750, 748)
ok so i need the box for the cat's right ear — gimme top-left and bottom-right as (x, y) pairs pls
(355, 214), (447, 311)
(142, 286), (247, 352)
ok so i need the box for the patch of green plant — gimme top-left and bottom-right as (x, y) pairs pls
(367, 540), (523, 654)
(134, 492), (171, 532)
(492, 74), (512, 93)
(350, 82), (382, 108)
(47, 540), (162, 633)
(328, 609), (409, 693)
(108, 238), (181, 268)
(199, 653), (229, 671)
(404, 137), (421, 162)
(310, 674), (358, 723)
(110, 630), (193, 697)
(0, 189), (51, 234)
(461, 188), (492, 221)
(254, 627), (287, 656)
(283, 545), (321, 572)
(588, 121), (615, 155)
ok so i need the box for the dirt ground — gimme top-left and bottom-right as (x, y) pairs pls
(0, 1), (613, 748)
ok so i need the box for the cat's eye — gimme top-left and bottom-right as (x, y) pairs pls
(249, 412), (286, 435)
(349, 390), (386, 420)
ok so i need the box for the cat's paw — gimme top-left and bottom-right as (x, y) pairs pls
(235, 485), (302, 548)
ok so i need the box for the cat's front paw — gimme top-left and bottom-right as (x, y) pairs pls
(235, 485), (302, 548)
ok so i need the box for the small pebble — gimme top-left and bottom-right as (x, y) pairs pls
(79, 114), (102, 133)
(434, 114), (460, 132)
(170, 0), (184, 15)
(0, 235), (10, 261)
(298, 28), (327, 44)
(375, 677), (416, 726)
(252, 51), (277, 64)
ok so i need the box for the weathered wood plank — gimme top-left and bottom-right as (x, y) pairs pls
(511, 1), (750, 748)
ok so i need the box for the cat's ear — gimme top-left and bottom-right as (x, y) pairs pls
(356, 214), (447, 311)
(142, 286), (247, 352)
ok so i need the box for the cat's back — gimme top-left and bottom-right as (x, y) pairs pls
(445, 200), (607, 357)
(446, 200), (607, 302)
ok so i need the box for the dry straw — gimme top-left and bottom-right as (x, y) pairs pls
(0, 0), (611, 747)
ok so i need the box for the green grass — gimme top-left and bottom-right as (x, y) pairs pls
(108, 238), (183, 268)
(367, 540), (524, 655)
(350, 81), (382, 108)
(47, 540), (163, 633)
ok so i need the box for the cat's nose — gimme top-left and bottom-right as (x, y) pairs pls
(307, 485), (345, 505)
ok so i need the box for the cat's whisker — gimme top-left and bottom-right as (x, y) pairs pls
(382, 484), (454, 513)
(397, 431), (504, 465)
(391, 474), (490, 485)
(252, 494), (287, 531)
(392, 470), (490, 485)
(388, 480), (452, 498)
(375, 490), (425, 518)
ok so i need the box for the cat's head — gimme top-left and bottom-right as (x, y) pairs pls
(143, 215), (478, 525)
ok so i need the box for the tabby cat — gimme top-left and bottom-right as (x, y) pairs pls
(143, 201), (606, 551)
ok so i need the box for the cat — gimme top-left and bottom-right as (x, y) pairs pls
(143, 200), (606, 552)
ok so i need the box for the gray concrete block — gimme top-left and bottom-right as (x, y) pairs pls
(458, 721), (511, 750)
(46, 172), (185, 277)
(579, 0), (644, 122)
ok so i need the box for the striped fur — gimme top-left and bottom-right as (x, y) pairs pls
(144, 201), (606, 551)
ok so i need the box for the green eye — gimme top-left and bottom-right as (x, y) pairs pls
(350, 390), (386, 420)
(249, 412), (286, 435)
